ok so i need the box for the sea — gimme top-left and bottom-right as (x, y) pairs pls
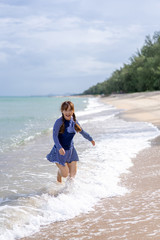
(0, 96), (160, 240)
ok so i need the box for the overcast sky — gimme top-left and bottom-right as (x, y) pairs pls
(0, 0), (160, 96)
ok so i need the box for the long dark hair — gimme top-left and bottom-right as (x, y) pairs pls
(59, 101), (82, 134)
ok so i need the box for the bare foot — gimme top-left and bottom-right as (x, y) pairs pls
(57, 170), (62, 183)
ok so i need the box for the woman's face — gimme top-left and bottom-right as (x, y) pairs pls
(62, 106), (74, 121)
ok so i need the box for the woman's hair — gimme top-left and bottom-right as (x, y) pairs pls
(59, 101), (82, 134)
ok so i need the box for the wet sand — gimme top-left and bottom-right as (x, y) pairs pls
(22, 91), (160, 240)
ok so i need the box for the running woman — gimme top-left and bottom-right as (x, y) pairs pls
(46, 101), (95, 183)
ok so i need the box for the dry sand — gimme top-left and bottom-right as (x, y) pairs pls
(101, 91), (160, 127)
(22, 91), (160, 240)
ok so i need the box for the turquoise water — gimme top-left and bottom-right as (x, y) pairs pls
(0, 96), (88, 152)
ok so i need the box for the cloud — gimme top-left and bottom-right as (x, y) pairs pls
(0, 52), (8, 63)
(0, 13), (148, 90)
(0, 15), (144, 59)
(65, 56), (121, 76)
(1, 0), (160, 95)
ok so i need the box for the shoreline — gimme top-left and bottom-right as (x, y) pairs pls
(22, 91), (160, 240)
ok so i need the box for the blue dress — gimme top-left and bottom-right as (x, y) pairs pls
(46, 117), (93, 166)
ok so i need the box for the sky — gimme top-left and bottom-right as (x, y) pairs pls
(0, 0), (160, 96)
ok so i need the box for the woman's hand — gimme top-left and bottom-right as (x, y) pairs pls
(91, 140), (95, 146)
(59, 148), (65, 155)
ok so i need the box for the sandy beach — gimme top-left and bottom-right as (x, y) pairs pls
(101, 91), (160, 127)
(22, 91), (160, 240)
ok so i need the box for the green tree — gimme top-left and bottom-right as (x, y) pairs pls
(83, 31), (160, 95)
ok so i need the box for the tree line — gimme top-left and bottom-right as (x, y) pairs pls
(83, 31), (160, 95)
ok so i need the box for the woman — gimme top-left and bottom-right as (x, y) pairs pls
(46, 101), (95, 183)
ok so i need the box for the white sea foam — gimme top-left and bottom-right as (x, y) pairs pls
(0, 97), (160, 240)
(77, 97), (114, 117)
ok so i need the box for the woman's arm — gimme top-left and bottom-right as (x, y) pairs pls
(80, 129), (95, 146)
(53, 118), (63, 150)
(79, 129), (93, 141)
(76, 120), (95, 145)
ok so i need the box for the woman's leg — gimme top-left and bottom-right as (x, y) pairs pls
(56, 163), (69, 183)
(67, 161), (77, 178)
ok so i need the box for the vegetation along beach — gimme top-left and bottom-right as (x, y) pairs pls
(83, 32), (160, 96)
